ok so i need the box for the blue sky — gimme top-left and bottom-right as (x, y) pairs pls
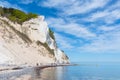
(0, 0), (120, 62)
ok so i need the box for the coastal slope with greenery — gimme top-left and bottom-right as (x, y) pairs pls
(0, 7), (38, 24)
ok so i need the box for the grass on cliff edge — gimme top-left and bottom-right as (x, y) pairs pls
(0, 7), (38, 24)
(49, 28), (55, 40)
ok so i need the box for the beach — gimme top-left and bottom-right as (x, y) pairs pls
(0, 63), (72, 80)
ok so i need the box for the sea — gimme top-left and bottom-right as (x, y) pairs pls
(0, 62), (120, 80)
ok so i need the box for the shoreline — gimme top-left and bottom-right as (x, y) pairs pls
(0, 63), (75, 80)
(0, 63), (75, 72)
(35, 63), (75, 69)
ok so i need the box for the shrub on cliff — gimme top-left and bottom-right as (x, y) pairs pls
(49, 28), (55, 40)
(0, 7), (38, 24)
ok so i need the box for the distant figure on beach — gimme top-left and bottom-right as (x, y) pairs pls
(36, 63), (39, 66)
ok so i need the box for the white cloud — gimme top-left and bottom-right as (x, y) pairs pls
(108, 0), (120, 10)
(98, 25), (120, 31)
(83, 1), (120, 24)
(47, 18), (96, 39)
(41, 0), (76, 8)
(19, 0), (34, 4)
(78, 26), (120, 53)
(41, 0), (109, 15)
(0, 1), (23, 11)
(84, 9), (120, 24)
(84, 11), (109, 21)
(54, 33), (74, 49)
(63, 0), (109, 15)
(0, 1), (9, 7)
(41, 0), (71, 8)
(54, 24), (120, 54)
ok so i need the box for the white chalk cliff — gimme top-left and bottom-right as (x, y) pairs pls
(0, 16), (69, 66)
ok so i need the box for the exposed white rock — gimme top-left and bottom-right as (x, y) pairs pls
(22, 16), (48, 43)
(55, 49), (69, 63)
(22, 16), (69, 64)
(0, 16), (69, 66)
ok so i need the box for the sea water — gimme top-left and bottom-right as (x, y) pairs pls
(37, 62), (120, 80)
(0, 62), (120, 80)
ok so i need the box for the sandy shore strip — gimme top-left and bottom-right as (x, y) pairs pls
(0, 63), (74, 71)
(0, 66), (23, 72)
(0, 63), (75, 80)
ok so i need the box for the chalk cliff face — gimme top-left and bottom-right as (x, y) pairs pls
(0, 16), (69, 66)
